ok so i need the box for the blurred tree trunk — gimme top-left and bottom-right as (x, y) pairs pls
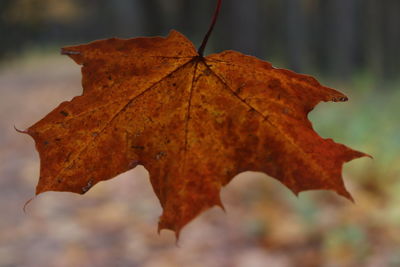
(0, 0), (13, 57)
(366, 0), (384, 83)
(176, 0), (209, 44)
(327, 0), (357, 80)
(383, 0), (400, 80)
(112, 0), (143, 37)
(178, 0), (195, 35)
(286, 0), (308, 72)
(311, 1), (330, 73)
(141, 0), (165, 35)
(0, 0), (41, 57)
(228, 0), (263, 57)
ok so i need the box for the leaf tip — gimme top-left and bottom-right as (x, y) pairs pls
(157, 223), (182, 243)
(217, 202), (226, 213)
(337, 96), (348, 102)
(174, 230), (181, 244)
(14, 125), (29, 135)
(338, 189), (355, 203)
(60, 48), (81, 56)
(329, 94), (349, 102)
(365, 153), (374, 160)
(168, 29), (179, 36)
(22, 196), (35, 214)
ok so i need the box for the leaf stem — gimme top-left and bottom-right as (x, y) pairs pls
(198, 0), (223, 57)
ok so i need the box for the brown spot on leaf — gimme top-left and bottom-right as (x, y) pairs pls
(60, 110), (69, 117)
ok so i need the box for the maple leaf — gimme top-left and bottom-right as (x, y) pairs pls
(21, 1), (368, 237)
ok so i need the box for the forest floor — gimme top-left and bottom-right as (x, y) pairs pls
(1, 53), (399, 267)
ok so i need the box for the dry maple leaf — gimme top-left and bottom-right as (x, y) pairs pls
(21, 0), (367, 237)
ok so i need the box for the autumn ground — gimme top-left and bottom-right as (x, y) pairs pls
(1, 51), (400, 267)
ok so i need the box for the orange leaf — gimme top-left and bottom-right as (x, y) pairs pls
(24, 30), (367, 236)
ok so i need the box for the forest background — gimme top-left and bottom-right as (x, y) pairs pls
(1, 1), (399, 266)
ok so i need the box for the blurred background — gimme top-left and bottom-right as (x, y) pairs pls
(1, 0), (399, 266)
